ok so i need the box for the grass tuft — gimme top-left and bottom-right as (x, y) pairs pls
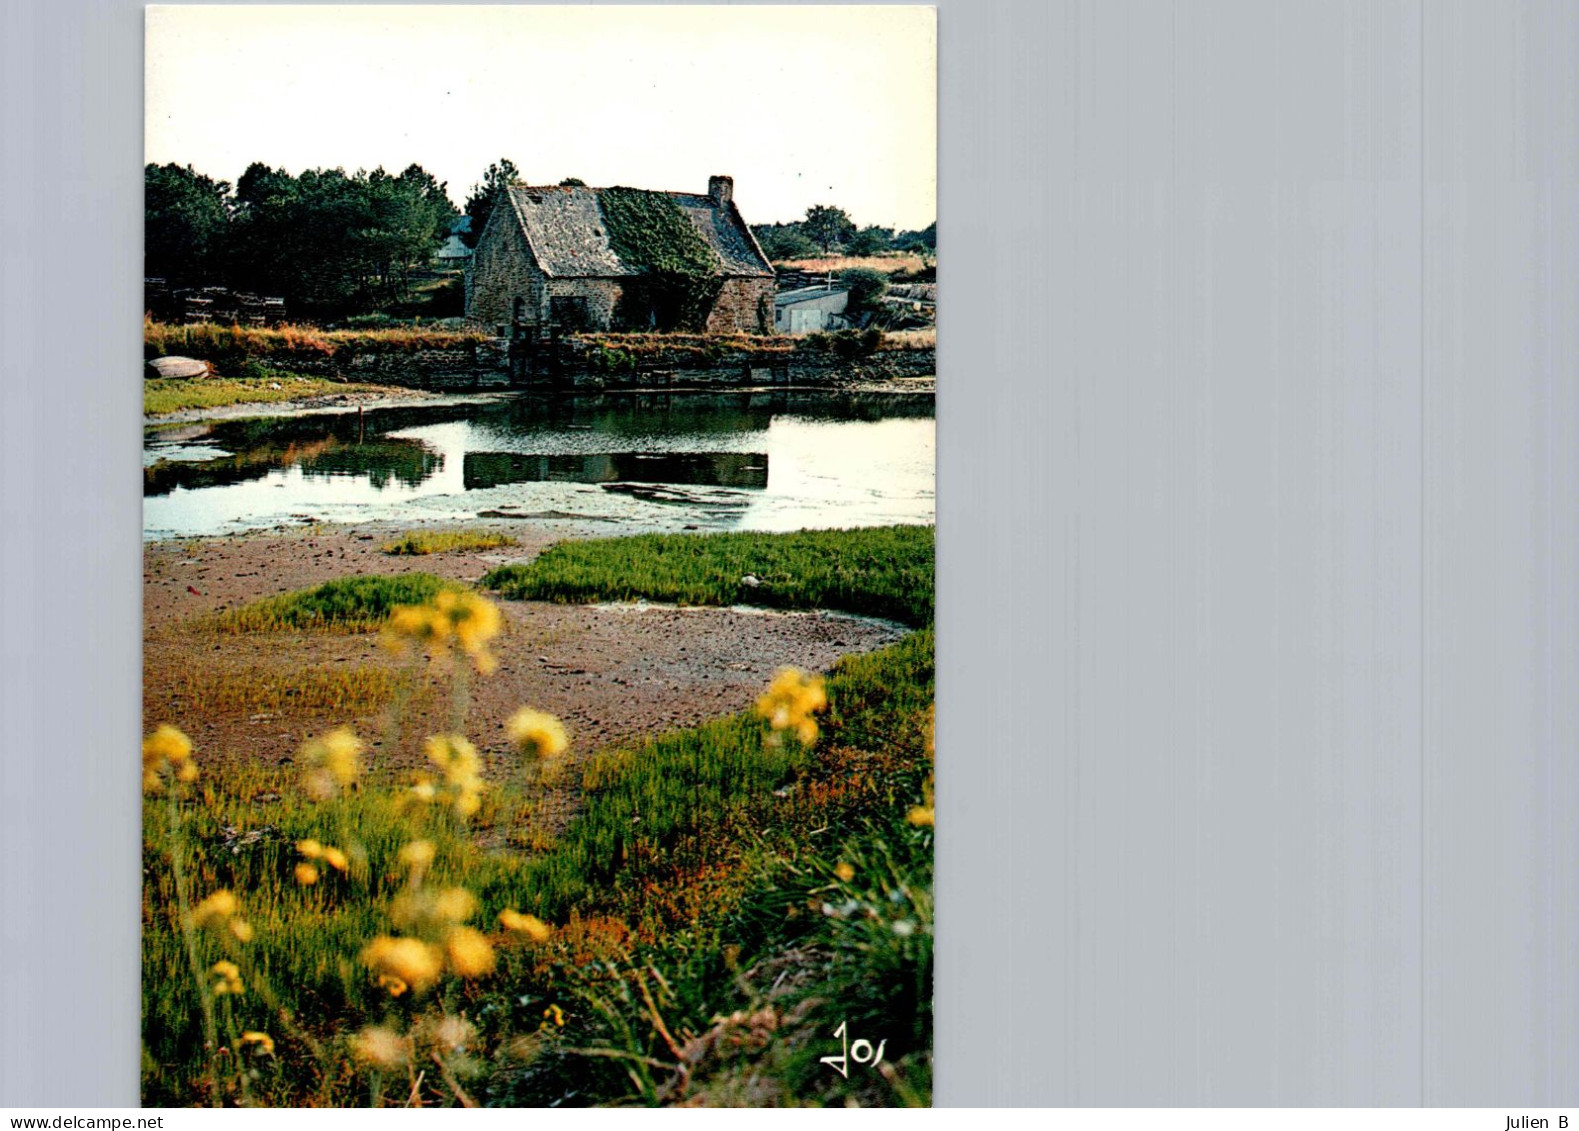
(382, 529), (518, 556)
(208, 573), (459, 633)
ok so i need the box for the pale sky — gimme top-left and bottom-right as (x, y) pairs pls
(145, 5), (936, 231)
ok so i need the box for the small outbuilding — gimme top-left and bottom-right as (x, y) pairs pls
(773, 284), (850, 334)
(467, 175), (776, 336)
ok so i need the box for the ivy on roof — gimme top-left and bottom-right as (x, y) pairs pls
(596, 187), (720, 277)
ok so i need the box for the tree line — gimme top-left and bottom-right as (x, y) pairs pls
(145, 162), (459, 316)
(147, 158), (935, 320)
(751, 205), (936, 262)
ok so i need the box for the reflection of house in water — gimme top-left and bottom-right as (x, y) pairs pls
(463, 450), (768, 491)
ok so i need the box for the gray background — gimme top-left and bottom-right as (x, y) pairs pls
(2, 0), (1575, 1109)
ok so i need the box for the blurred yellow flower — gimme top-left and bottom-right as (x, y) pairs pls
(445, 927), (496, 978)
(542, 1003), (565, 1028)
(322, 846), (350, 874)
(361, 936), (444, 995)
(834, 862), (856, 882)
(294, 862), (320, 886)
(210, 960), (243, 996)
(296, 839), (323, 859)
(755, 668), (829, 746)
(377, 974), (408, 998)
(299, 728), (363, 798)
(506, 708), (569, 760)
(499, 909), (553, 944)
(238, 1031), (275, 1056)
(228, 918), (255, 944)
(437, 590), (502, 672)
(384, 604), (448, 651)
(351, 1025), (410, 1069)
(433, 887), (477, 924)
(142, 725), (196, 793)
(398, 839), (435, 870)
(907, 805), (934, 827)
(190, 890), (238, 929)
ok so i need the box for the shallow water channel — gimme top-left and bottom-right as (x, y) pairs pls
(142, 389), (935, 539)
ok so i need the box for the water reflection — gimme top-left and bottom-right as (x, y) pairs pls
(143, 390), (933, 539)
(463, 451), (768, 490)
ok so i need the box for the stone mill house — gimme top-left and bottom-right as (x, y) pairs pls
(466, 175), (776, 339)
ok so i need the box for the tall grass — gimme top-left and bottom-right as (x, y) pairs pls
(145, 318), (490, 361)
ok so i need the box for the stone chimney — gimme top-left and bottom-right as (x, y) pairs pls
(708, 175), (734, 207)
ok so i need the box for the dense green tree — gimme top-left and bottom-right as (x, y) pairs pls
(803, 204), (856, 251)
(895, 221), (936, 252)
(752, 222), (818, 261)
(228, 163), (454, 311)
(461, 158), (520, 248)
(144, 163), (231, 283)
(838, 266), (889, 313)
(848, 225), (895, 256)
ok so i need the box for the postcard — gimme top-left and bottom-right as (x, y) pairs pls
(141, 4), (936, 1108)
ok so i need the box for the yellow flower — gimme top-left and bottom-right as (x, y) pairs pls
(425, 733), (480, 780)
(295, 862), (320, 886)
(542, 1003), (565, 1028)
(361, 936), (444, 995)
(142, 725), (196, 792)
(238, 1031), (275, 1056)
(506, 708), (569, 760)
(190, 889), (238, 929)
(296, 838), (323, 859)
(398, 839), (435, 870)
(445, 927), (496, 978)
(351, 1025), (410, 1069)
(437, 590), (502, 671)
(210, 960), (244, 996)
(499, 909), (553, 944)
(384, 604), (448, 651)
(453, 785), (482, 818)
(906, 805), (934, 827)
(377, 974), (408, 998)
(834, 862), (856, 883)
(299, 728), (363, 798)
(754, 668), (829, 745)
(433, 887), (477, 924)
(229, 918), (255, 943)
(143, 724), (192, 766)
(322, 846), (350, 874)
(409, 777), (437, 803)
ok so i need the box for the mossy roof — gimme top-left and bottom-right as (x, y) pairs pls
(502, 184), (774, 279)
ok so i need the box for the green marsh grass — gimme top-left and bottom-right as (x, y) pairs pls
(143, 375), (393, 416)
(209, 574), (460, 634)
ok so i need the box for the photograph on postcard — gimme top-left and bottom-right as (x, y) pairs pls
(141, 5), (935, 1107)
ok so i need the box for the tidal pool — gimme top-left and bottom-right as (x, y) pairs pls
(142, 390), (935, 539)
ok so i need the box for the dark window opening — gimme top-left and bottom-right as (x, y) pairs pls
(550, 295), (590, 331)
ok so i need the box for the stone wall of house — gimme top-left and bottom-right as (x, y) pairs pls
(705, 277), (776, 334)
(543, 278), (624, 331)
(467, 207), (547, 334)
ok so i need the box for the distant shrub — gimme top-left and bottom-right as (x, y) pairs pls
(838, 267), (889, 314)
